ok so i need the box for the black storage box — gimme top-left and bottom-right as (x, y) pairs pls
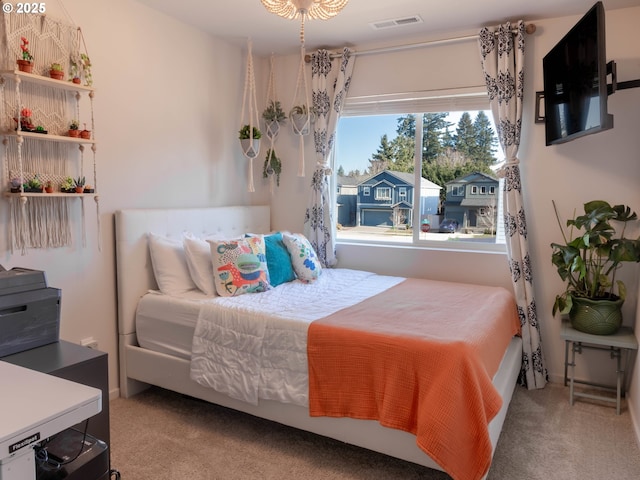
(37, 428), (109, 480)
(0, 267), (48, 295)
(0, 286), (61, 357)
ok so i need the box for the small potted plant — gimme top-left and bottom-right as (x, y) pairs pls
(69, 58), (81, 84)
(10, 177), (23, 193)
(25, 175), (42, 193)
(44, 180), (54, 193)
(17, 37), (33, 73)
(80, 123), (91, 140)
(262, 100), (286, 139)
(49, 63), (64, 80)
(289, 104), (314, 135)
(14, 108), (35, 132)
(68, 120), (80, 137)
(238, 124), (262, 158)
(73, 176), (85, 193)
(551, 200), (640, 334)
(60, 176), (75, 193)
(263, 148), (282, 186)
(83, 183), (94, 193)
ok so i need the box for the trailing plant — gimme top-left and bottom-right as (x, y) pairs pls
(551, 199), (640, 316)
(238, 124), (262, 140)
(263, 148), (282, 186)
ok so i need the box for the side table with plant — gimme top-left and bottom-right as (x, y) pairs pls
(551, 200), (640, 335)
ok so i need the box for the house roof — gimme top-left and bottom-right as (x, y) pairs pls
(357, 170), (441, 190)
(446, 171), (498, 185)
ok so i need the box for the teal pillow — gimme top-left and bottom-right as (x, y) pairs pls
(261, 232), (296, 287)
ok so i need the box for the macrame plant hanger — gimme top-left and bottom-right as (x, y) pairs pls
(240, 39), (260, 193)
(290, 13), (312, 178)
(263, 54), (283, 194)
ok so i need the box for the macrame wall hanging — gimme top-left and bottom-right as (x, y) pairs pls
(0, 2), (99, 253)
(239, 39), (261, 193)
(262, 55), (285, 193)
(289, 39), (313, 178)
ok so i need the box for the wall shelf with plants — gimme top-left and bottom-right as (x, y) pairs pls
(0, 23), (98, 253)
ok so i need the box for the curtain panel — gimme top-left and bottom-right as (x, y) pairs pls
(305, 48), (354, 267)
(478, 21), (547, 389)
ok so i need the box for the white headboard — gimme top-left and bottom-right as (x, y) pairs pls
(114, 206), (271, 338)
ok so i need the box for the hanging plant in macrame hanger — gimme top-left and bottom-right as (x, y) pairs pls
(289, 13), (314, 177)
(239, 39), (262, 192)
(262, 54), (285, 192)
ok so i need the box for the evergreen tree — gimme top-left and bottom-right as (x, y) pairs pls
(368, 134), (394, 174)
(472, 111), (498, 166)
(337, 165), (345, 176)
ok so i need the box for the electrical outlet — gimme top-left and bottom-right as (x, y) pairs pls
(80, 337), (98, 349)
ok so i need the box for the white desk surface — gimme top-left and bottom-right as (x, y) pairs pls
(0, 361), (102, 460)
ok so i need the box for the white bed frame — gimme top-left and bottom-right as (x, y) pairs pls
(115, 205), (523, 476)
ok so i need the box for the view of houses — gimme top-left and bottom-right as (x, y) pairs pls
(337, 170), (500, 235)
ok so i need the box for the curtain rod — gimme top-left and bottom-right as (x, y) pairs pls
(304, 23), (536, 63)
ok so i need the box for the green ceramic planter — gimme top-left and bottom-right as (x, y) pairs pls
(569, 295), (623, 335)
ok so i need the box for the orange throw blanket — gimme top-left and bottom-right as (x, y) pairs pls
(307, 278), (521, 480)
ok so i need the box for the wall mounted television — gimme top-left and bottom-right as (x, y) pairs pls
(543, 1), (613, 146)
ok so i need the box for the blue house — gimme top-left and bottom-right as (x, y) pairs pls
(352, 171), (441, 227)
(442, 172), (500, 233)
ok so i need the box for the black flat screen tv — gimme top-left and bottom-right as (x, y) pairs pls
(543, 1), (613, 146)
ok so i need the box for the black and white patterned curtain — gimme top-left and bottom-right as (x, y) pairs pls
(478, 22), (547, 389)
(304, 48), (354, 267)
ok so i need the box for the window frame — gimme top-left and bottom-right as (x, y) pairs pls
(375, 186), (392, 201)
(334, 87), (506, 253)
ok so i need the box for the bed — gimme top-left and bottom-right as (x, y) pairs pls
(115, 205), (523, 480)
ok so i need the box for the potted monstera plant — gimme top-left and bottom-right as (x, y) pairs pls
(551, 200), (640, 335)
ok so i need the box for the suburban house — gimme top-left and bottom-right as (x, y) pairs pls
(0, 1), (639, 475)
(337, 171), (440, 228)
(442, 172), (500, 233)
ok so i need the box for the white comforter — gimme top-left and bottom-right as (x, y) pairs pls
(189, 269), (404, 406)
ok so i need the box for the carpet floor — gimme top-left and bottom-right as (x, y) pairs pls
(109, 382), (640, 479)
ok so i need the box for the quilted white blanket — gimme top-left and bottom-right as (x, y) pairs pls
(189, 269), (404, 406)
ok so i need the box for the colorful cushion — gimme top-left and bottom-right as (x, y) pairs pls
(208, 236), (271, 297)
(148, 232), (197, 296)
(282, 233), (322, 283)
(247, 232), (296, 287)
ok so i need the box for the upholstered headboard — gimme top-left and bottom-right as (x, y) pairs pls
(114, 206), (271, 340)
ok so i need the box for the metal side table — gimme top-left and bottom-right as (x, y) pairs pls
(561, 319), (638, 414)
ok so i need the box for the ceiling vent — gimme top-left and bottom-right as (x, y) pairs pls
(370, 15), (423, 30)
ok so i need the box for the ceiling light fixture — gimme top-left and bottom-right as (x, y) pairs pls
(261, 0), (349, 45)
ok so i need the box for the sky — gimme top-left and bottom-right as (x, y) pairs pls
(335, 111), (502, 175)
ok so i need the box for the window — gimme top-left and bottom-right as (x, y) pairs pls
(375, 187), (391, 201)
(363, 186), (370, 196)
(334, 87), (505, 251)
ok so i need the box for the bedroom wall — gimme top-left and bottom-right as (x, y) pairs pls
(263, 6), (640, 436)
(0, 0), (263, 398)
(0, 0), (638, 442)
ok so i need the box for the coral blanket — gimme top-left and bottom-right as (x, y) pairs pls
(307, 278), (520, 480)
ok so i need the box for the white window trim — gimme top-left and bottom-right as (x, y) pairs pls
(375, 186), (392, 200)
(363, 186), (370, 195)
(336, 86), (506, 254)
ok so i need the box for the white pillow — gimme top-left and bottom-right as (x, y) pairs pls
(282, 233), (322, 283)
(148, 232), (197, 296)
(183, 232), (217, 296)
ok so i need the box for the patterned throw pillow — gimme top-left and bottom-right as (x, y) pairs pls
(282, 233), (322, 283)
(208, 236), (271, 297)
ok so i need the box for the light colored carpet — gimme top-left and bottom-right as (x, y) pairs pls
(109, 382), (640, 479)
